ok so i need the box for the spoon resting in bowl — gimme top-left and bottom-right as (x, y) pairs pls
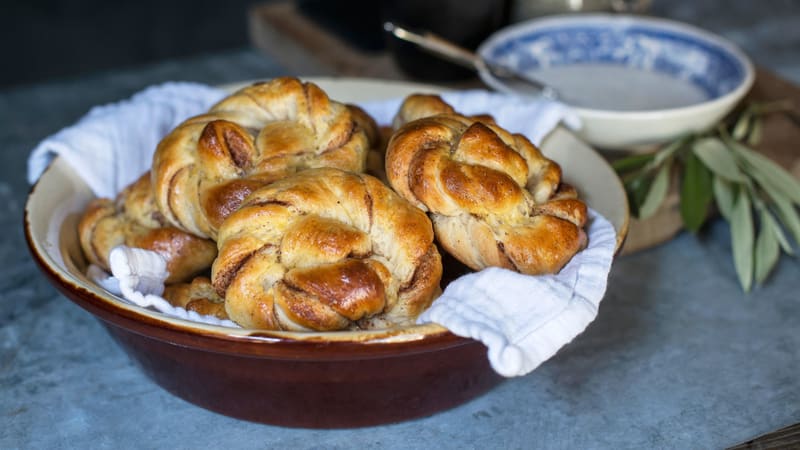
(383, 21), (562, 101)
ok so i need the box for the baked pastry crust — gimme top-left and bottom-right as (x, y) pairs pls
(211, 167), (442, 331)
(151, 77), (375, 240)
(163, 276), (228, 319)
(385, 99), (587, 275)
(77, 173), (217, 284)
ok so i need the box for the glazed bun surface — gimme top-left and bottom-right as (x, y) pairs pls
(211, 168), (442, 331)
(386, 107), (587, 275)
(151, 77), (375, 240)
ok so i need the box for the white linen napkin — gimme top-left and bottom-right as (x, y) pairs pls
(28, 82), (226, 199)
(88, 247), (239, 328)
(27, 82), (615, 378)
(418, 210), (615, 377)
(359, 90), (581, 146)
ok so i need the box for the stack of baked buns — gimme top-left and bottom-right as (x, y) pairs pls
(78, 77), (588, 332)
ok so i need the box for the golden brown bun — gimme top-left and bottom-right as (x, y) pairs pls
(385, 111), (587, 275)
(151, 77), (374, 240)
(163, 276), (228, 319)
(348, 103), (390, 184)
(211, 167), (442, 331)
(359, 95), (457, 186)
(78, 173), (217, 284)
(391, 94), (499, 130)
(392, 94), (456, 129)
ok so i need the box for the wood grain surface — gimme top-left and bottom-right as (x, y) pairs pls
(727, 422), (800, 449)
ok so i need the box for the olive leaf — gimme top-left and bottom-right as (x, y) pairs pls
(612, 153), (656, 173)
(772, 194), (800, 246)
(692, 137), (746, 182)
(612, 99), (797, 292)
(747, 167), (787, 206)
(680, 151), (713, 232)
(638, 161), (671, 219)
(653, 135), (688, 166)
(730, 191), (754, 292)
(732, 110), (753, 141)
(624, 175), (652, 218)
(747, 117), (763, 146)
(760, 206), (794, 255)
(713, 176), (737, 220)
(728, 138), (800, 204)
(754, 209), (780, 284)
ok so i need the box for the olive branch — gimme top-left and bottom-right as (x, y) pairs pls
(613, 101), (799, 291)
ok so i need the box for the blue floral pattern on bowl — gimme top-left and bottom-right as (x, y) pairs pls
(482, 22), (748, 100)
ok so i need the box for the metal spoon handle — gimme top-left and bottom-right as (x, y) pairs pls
(383, 22), (482, 72)
(384, 21), (560, 100)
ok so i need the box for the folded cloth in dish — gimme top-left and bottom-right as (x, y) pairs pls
(28, 82), (226, 199)
(359, 89), (581, 145)
(27, 81), (614, 378)
(88, 247), (238, 328)
(419, 210), (614, 377)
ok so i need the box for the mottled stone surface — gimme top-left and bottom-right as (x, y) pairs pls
(2, 27), (800, 450)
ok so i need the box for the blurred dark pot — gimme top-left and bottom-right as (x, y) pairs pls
(382, 0), (509, 81)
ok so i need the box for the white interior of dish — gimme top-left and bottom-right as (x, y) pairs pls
(26, 77), (628, 343)
(479, 14), (753, 113)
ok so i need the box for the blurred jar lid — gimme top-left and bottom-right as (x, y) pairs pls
(510, 0), (651, 22)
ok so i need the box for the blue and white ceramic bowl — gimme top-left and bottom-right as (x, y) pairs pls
(478, 14), (754, 150)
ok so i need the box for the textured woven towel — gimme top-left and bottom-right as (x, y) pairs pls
(27, 82), (614, 377)
(28, 82), (225, 199)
